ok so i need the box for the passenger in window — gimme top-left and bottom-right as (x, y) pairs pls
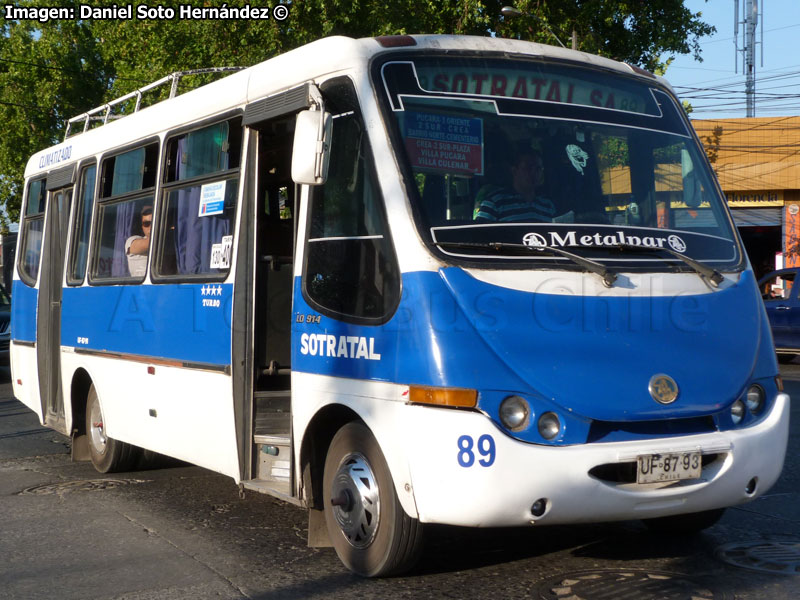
(125, 206), (152, 277)
(474, 149), (558, 223)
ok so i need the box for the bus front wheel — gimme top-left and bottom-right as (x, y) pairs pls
(323, 422), (423, 577)
(85, 386), (139, 473)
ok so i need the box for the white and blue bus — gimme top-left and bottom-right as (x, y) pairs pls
(11, 35), (789, 576)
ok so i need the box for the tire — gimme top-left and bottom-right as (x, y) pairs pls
(85, 385), (140, 473)
(643, 508), (725, 534)
(323, 422), (423, 577)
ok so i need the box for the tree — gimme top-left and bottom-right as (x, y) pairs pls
(495, 1), (715, 73)
(0, 0), (107, 228)
(1, 0), (714, 223)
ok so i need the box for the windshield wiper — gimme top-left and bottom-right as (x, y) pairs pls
(434, 241), (618, 288)
(610, 243), (724, 287)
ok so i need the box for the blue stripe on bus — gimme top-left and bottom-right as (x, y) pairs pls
(11, 281), (38, 343)
(60, 283), (233, 366)
(292, 268), (763, 422)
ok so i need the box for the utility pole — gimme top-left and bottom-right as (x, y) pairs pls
(734, 0), (763, 117)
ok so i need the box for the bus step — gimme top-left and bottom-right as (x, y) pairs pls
(254, 391), (290, 436)
(241, 479), (302, 507)
(255, 435), (291, 483)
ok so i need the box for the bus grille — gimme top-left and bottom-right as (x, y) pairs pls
(587, 416), (717, 443)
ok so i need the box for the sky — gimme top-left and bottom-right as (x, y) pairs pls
(664, 0), (800, 120)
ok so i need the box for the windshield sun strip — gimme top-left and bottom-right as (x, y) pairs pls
(380, 60), (690, 138)
(380, 60), (666, 119)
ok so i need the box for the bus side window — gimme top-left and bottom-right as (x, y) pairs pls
(91, 144), (158, 281)
(155, 118), (242, 278)
(303, 78), (400, 323)
(67, 164), (97, 285)
(18, 178), (47, 286)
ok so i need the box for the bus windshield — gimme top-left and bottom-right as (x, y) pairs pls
(376, 56), (741, 270)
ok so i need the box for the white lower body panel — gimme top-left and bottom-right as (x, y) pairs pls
(10, 342), (42, 421)
(60, 350), (242, 480)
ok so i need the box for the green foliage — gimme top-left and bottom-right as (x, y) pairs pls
(0, 0), (106, 228)
(0, 0), (714, 225)
(497, 0), (715, 73)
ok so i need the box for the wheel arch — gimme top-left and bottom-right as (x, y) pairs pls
(298, 401), (418, 520)
(66, 367), (94, 462)
(299, 403), (361, 510)
(69, 367), (93, 436)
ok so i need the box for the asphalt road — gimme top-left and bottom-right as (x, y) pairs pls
(0, 365), (797, 599)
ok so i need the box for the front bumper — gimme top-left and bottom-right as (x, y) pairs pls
(404, 393), (790, 527)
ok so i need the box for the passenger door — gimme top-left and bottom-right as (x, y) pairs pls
(36, 180), (73, 432)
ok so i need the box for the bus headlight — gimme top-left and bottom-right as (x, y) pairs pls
(537, 412), (561, 440)
(745, 385), (765, 415)
(499, 395), (530, 431)
(731, 399), (746, 425)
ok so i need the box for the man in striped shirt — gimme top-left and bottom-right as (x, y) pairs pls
(474, 150), (557, 222)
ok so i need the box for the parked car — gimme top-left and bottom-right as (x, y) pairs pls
(0, 283), (9, 365)
(759, 268), (800, 363)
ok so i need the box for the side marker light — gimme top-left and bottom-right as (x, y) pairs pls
(407, 386), (477, 408)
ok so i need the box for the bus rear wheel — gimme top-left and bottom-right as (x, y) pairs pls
(85, 385), (139, 473)
(323, 422), (423, 577)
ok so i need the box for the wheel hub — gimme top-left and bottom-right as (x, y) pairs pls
(89, 400), (107, 454)
(330, 453), (380, 548)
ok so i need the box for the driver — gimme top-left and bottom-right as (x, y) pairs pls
(474, 149), (557, 222)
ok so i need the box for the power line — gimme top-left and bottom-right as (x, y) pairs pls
(692, 22), (800, 46)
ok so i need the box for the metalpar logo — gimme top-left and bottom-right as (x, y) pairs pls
(522, 230), (688, 253)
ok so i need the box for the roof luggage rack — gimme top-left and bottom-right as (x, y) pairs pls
(64, 67), (245, 140)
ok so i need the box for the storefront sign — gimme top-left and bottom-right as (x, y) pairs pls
(726, 190), (784, 207)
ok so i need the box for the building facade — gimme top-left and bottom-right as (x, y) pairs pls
(692, 116), (800, 280)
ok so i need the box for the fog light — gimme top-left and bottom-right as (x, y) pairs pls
(745, 385), (765, 415)
(731, 399), (746, 425)
(499, 396), (530, 431)
(531, 498), (548, 517)
(537, 412), (561, 440)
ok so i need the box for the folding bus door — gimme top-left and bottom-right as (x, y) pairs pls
(236, 84), (312, 492)
(36, 168), (74, 434)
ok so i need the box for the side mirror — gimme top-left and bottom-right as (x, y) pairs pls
(291, 109), (332, 185)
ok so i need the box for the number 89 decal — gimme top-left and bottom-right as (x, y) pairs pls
(457, 434), (496, 467)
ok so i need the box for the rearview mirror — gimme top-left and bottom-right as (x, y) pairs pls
(291, 109), (332, 185)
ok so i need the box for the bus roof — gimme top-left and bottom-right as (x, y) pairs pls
(24, 34), (666, 179)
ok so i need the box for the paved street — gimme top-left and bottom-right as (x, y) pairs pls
(0, 365), (797, 599)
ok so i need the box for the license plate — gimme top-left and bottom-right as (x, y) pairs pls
(637, 452), (702, 484)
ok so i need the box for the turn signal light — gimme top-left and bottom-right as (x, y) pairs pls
(407, 386), (477, 408)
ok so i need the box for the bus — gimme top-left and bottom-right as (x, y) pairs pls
(11, 35), (789, 577)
